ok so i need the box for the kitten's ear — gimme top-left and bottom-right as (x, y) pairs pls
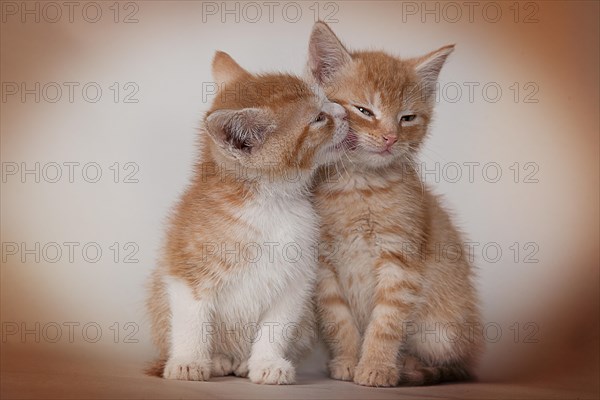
(413, 45), (455, 94)
(212, 51), (249, 84)
(206, 108), (276, 156)
(308, 21), (352, 84)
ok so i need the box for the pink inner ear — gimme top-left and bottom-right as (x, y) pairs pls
(207, 108), (276, 153)
(414, 46), (454, 87)
(225, 124), (253, 153)
(309, 23), (352, 84)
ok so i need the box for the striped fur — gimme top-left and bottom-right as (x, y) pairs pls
(308, 22), (483, 387)
(146, 51), (350, 384)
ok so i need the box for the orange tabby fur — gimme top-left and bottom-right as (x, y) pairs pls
(308, 22), (483, 387)
(147, 51), (349, 384)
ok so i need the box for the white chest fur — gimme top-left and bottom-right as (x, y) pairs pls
(166, 191), (319, 363)
(217, 193), (318, 319)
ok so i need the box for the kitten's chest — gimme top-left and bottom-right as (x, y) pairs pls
(335, 251), (377, 332)
(316, 176), (414, 330)
(238, 194), (317, 245)
(322, 202), (381, 330)
(215, 195), (317, 314)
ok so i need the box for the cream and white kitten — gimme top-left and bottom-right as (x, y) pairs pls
(146, 51), (350, 384)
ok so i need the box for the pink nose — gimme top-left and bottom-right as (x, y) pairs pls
(383, 135), (398, 148)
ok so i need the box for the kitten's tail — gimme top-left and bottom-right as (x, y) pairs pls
(400, 364), (473, 386)
(145, 358), (167, 378)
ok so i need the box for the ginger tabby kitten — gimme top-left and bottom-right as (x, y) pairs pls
(308, 22), (482, 387)
(147, 51), (350, 384)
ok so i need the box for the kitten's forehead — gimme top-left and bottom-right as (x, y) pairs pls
(351, 51), (415, 106)
(210, 73), (315, 111)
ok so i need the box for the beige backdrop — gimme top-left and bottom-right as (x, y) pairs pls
(1, 0), (598, 388)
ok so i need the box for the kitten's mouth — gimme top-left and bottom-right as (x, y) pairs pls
(372, 148), (393, 156)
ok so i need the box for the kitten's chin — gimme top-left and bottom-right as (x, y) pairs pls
(350, 149), (399, 170)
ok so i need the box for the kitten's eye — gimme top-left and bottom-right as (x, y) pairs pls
(312, 112), (327, 124)
(354, 106), (374, 117)
(400, 114), (417, 122)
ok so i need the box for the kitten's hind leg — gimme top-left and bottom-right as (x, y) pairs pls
(232, 358), (249, 377)
(211, 354), (249, 377)
(400, 314), (480, 385)
(399, 355), (472, 386)
(211, 353), (234, 377)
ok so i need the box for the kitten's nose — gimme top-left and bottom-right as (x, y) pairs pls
(383, 134), (398, 148)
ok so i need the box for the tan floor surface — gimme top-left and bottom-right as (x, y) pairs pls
(2, 346), (598, 400)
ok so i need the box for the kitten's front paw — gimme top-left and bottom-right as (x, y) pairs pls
(353, 361), (399, 387)
(328, 357), (357, 381)
(211, 354), (233, 377)
(248, 358), (295, 385)
(163, 358), (211, 381)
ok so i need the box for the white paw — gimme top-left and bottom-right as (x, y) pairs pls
(163, 358), (211, 381)
(233, 358), (249, 377)
(248, 358), (295, 385)
(211, 354), (233, 377)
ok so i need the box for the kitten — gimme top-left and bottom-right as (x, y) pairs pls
(307, 22), (483, 387)
(146, 51), (350, 385)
